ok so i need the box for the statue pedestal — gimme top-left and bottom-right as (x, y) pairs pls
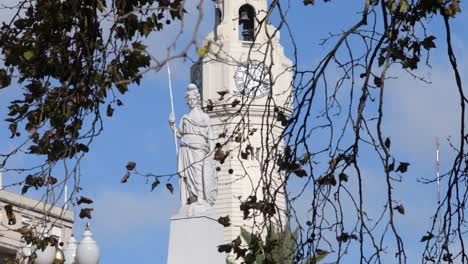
(167, 212), (225, 264)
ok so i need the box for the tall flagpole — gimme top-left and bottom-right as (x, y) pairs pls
(64, 184), (68, 210)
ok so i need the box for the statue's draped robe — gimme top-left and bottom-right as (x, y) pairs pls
(177, 111), (217, 205)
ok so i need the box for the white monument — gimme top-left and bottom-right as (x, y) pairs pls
(167, 84), (225, 264)
(167, 0), (292, 262)
(169, 84), (218, 216)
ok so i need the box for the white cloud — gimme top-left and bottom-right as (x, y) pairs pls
(384, 62), (467, 167)
(91, 188), (178, 240)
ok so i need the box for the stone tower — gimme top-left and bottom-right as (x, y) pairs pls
(191, 0), (293, 243)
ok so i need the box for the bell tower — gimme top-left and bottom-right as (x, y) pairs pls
(190, 0), (293, 243)
(211, 0), (266, 42)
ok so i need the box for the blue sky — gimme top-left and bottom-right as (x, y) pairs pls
(1, 0), (468, 263)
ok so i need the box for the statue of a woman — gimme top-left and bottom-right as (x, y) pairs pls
(169, 84), (217, 214)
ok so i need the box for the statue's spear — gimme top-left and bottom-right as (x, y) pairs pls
(167, 61), (178, 155)
(167, 61), (187, 203)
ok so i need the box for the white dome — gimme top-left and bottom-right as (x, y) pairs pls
(34, 245), (56, 264)
(64, 235), (78, 264)
(76, 224), (100, 264)
(16, 242), (32, 260)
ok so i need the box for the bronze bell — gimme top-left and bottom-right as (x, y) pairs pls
(242, 29), (254, 41)
(54, 247), (65, 264)
(239, 11), (249, 24)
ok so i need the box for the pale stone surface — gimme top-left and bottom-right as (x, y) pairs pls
(167, 214), (225, 264)
(0, 190), (74, 261)
(189, 0), (292, 243)
(169, 0), (292, 259)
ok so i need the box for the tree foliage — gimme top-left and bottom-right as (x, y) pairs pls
(1, 0), (184, 163)
(223, 224), (329, 264)
(0, 0), (187, 259)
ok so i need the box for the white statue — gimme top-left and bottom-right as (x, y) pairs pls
(169, 84), (217, 215)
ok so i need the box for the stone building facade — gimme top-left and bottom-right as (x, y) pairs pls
(0, 190), (73, 263)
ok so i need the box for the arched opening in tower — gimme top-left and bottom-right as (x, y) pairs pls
(239, 4), (255, 41)
(214, 8), (223, 40)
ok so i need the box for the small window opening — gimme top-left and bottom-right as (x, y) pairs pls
(239, 5), (255, 41)
(21, 215), (32, 227)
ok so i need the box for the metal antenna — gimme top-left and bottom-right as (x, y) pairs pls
(436, 137), (441, 208)
(436, 137), (443, 241)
